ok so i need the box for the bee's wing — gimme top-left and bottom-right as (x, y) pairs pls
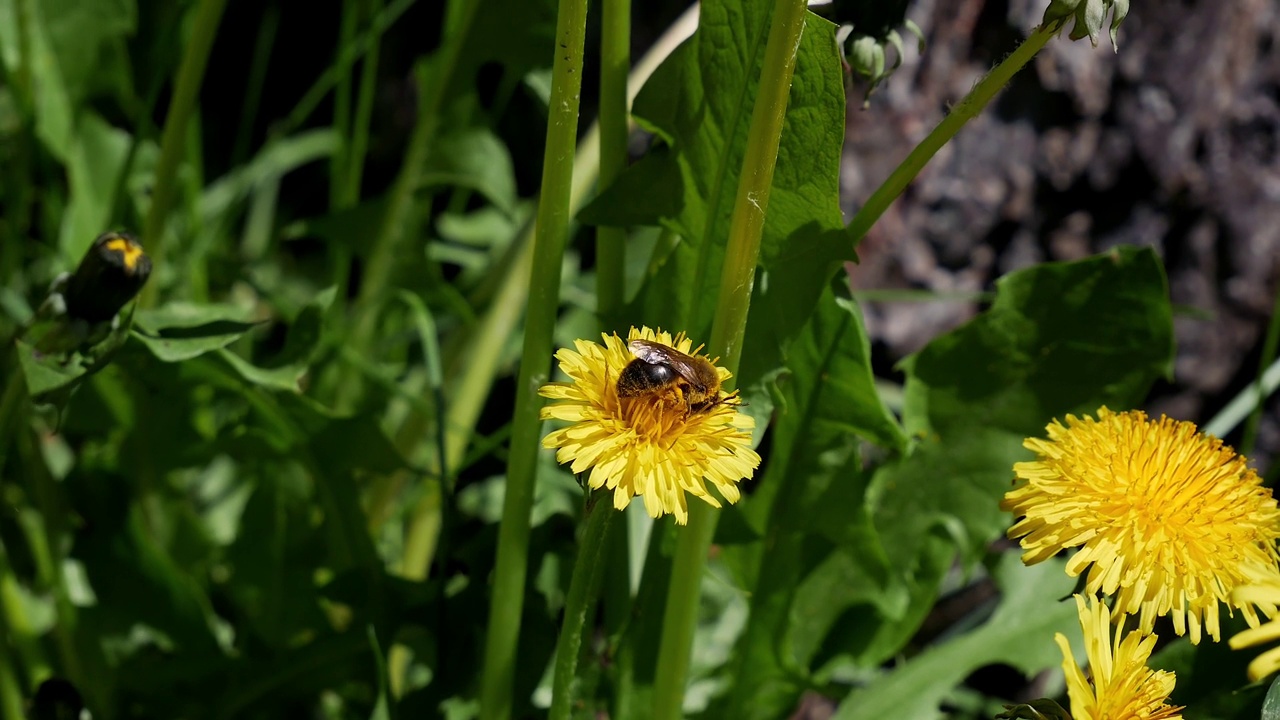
(628, 340), (703, 385)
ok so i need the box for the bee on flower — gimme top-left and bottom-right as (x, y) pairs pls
(538, 327), (760, 524)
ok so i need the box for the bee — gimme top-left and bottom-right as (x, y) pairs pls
(616, 339), (737, 416)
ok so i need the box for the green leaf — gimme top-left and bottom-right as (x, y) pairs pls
(579, 0), (849, 340)
(831, 554), (1079, 720)
(871, 246), (1174, 586)
(15, 338), (89, 396)
(132, 303), (263, 363)
(200, 129), (339, 222)
(717, 284), (906, 719)
(36, 0), (135, 101)
(58, 112), (132, 260)
(368, 626), (393, 720)
(422, 127), (518, 215)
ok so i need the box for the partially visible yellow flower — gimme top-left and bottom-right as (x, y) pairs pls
(539, 327), (760, 524)
(1056, 594), (1183, 720)
(1002, 407), (1280, 643)
(1230, 572), (1280, 682)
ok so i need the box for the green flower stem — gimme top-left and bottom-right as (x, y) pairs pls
(476, 0), (591, 716)
(0, 634), (20, 720)
(845, 23), (1058, 244)
(595, 0), (631, 326)
(137, 0), (229, 309)
(1242, 284), (1280, 456)
(651, 2), (809, 718)
(338, 0), (477, 411)
(332, 0), (383, 305)
(548, 493), (616, 720)
(387, 0), (691, 569)
(0, 363), (22, 479)
(330, 0), (359, 208)
(387, 5), (694, 697)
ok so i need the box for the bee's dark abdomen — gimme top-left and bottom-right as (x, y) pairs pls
(617, 359), (679, 397)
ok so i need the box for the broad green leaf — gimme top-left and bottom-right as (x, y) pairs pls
(76, 501), (224, 659)
(832, 554), (1079, 720)
(869, 246), (1173, 596)
(59, 112), (132, 260)
(580, 0), (849, 341)
(422, 127), (517, 215)
(15, 339), (88, 396)
(451, 0), (556, 94)
(718, 284), (906, 719)
(37, 0), (135, 101)
(205, 287), (333, 392)
(132, 303), (263, 362)
(134, 303), (258, 332)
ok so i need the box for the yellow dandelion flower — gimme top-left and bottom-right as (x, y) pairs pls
(1001, 407), (1280, 644)
(1230, 572), (1280, 682)
(1056, 594), (1183, 720)
(539, 327), (761, 524)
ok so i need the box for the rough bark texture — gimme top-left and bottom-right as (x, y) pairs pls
(845, 0), (1280, 469)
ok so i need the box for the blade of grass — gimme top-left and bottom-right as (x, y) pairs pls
(1204, 357), (1280, 442)
(137, 0), (230, 308)
(281, 0), (418, 136)
(342, 0), (383, 209)
(330, 0), (360, 209)
(337, 0), (479, 412)
(1241, 284), (1280, 456)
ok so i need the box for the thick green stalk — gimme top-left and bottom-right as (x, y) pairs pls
(137, 0), (229, 308)
(651, 2), (808, 718)
(547, 494), (616, 720)
(476, 0), (590, 716)
(845, 23), (1058, 244)
(595, 0), (631, 326)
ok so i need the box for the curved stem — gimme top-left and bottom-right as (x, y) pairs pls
(651, 2), (809, 718)
(547, 494), (615, 720)
(1242, 284), (1280, 455)
(476, 0), (591, 716)
(137, 0), (229, 308)
(844, 23), (1058, 244)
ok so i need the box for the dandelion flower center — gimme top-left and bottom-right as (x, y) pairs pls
(1002, 407), (1280, 643)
